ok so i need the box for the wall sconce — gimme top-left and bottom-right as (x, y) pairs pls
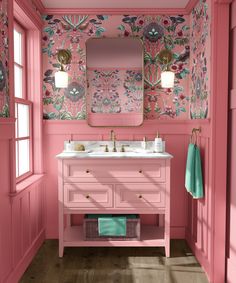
(55, 49), (72, 88)
(159, 49), (175, 88)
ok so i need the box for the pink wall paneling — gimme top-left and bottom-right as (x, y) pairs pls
(186, 133), (212, 279)
(43, 119), (210, 240)
(227, 1), (236, 282)
(41, 0), (190, 9)
(0, 121), (45, 283)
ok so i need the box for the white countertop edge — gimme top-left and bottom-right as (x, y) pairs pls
(56, 152), (173, 159)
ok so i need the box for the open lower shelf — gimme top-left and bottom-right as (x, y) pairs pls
(63, 225), (165, 247)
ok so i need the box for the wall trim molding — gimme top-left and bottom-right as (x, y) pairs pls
(32, 0), (45, 14)
(230, 90), (236, 109)
(185, 0), (199, 13)
(31, 0), (199, 15)
(5, 229), (45, 283)
(43, 7), (189, 15)
(43, 119), (211, 137)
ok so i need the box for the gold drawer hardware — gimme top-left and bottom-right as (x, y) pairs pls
(139, 170), (143, 174)
(86, 169), (90, 173)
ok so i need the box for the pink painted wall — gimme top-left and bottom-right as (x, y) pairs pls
(41, 2), (216, 282)
(0, 0), (45, 282)
(0, 121), (45, 283)
(43, 120), (193, 239)
(227, 1), (236, 282)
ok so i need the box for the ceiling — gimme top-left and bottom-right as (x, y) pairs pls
(40, 0), (190, 9)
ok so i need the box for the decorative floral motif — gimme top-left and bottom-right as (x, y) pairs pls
(123, 70), (143, 112)
(0, 0), (9, 118)
(88, 69), (121, 114)
(42, 14), (192, 120)
(65, 82), (85, 102)
(144, 22), (164, 42)
(190, 0), (210, 119)
(0, 61), (6, 91)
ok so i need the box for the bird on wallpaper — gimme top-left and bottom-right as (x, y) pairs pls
(174, 46), (190, 63)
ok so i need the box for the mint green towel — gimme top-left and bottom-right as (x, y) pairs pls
(194, 147), (203, 198)
(98, 216), (126, 236)
(185, 143), (196, 193)
(185, 143), (204, 199)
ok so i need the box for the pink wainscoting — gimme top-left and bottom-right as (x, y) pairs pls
(227, 1), (236, 282)
(0, 121), (45, 283)
(186, 129), (212, 279)
(43, 119), (210, 240)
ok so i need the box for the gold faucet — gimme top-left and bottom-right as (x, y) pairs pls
(110, 130), (117, 152)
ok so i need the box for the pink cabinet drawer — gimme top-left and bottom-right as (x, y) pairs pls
(115, 183), (165, 208)
(63, 160), (166, 182)
(64, 183), (113, 208)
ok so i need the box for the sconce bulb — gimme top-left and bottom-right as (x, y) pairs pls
(161, 71), (175, 88)
(55, 70), (69, 88)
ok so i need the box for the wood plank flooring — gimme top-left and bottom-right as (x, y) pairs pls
(20, 240), (209, 283)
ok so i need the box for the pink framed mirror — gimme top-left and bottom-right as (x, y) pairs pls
(86, 38), (143, 127)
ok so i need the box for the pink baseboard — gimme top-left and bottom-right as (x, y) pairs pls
(5, 229), (45, 283)
(186, 230), (210, 277)
(226, 258), (236, 283)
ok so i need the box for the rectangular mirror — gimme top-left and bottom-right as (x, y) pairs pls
(86, 38), (144, 127)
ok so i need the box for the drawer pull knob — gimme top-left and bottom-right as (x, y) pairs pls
(86, 195), (90, 199)
(139, 195), (142, 199)
(139, 170), (143, 174)
(86, 170), (90, 173)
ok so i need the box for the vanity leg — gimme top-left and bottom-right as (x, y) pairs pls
(159, 214), (164, 227)
(67, 215), (71, 227)
(59, 243), (64, 258)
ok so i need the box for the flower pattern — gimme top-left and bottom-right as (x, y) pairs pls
(65, 82), (85, 102)
(0, 0), (9, 118)
(0, 61), (6, 91)
(88, 69), (121, 114)
(42, 9), (210, 120)
(143, 22), (164, 42)
(190, 0), (210, 119)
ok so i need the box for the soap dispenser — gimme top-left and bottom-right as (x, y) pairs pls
(154, 132), (162, 153)
(141, 136), (147, 150)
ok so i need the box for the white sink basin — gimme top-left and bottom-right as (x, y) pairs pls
(88, 151), (138, 157)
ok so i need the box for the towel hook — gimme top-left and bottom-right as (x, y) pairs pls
(191, 127), (201, 145)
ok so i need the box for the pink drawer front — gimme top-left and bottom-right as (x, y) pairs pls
(63, 160), (166, 182)
(64, 183), (113, 208)
(115, 183), (165, 208)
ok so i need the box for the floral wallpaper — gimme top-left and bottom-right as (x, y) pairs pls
(0, 0), (9, 118)
(42, 14), (191, 120)
(87, 68), (143, 114)
(190, 0), (211, 119)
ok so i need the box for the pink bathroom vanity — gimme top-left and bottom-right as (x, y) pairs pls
(56, 149), (172, 257)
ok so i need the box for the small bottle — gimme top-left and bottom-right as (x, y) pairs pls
(162, 138), (166, 152)
(141, 136), (147, 150)
(65, 140), (73, 151)
(154, 132), (162, 153)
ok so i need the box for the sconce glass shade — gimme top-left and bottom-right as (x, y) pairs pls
(55, 70), (68, 88)
(161, 71), (175, 88)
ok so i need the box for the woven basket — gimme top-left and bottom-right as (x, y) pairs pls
(84, 215), (140, 241)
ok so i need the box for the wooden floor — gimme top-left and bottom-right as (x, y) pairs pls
(20, 240), (209, 283)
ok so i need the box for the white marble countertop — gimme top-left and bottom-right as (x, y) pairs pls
(56, 141), (173, 159)
(56, 151), (173, 159)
